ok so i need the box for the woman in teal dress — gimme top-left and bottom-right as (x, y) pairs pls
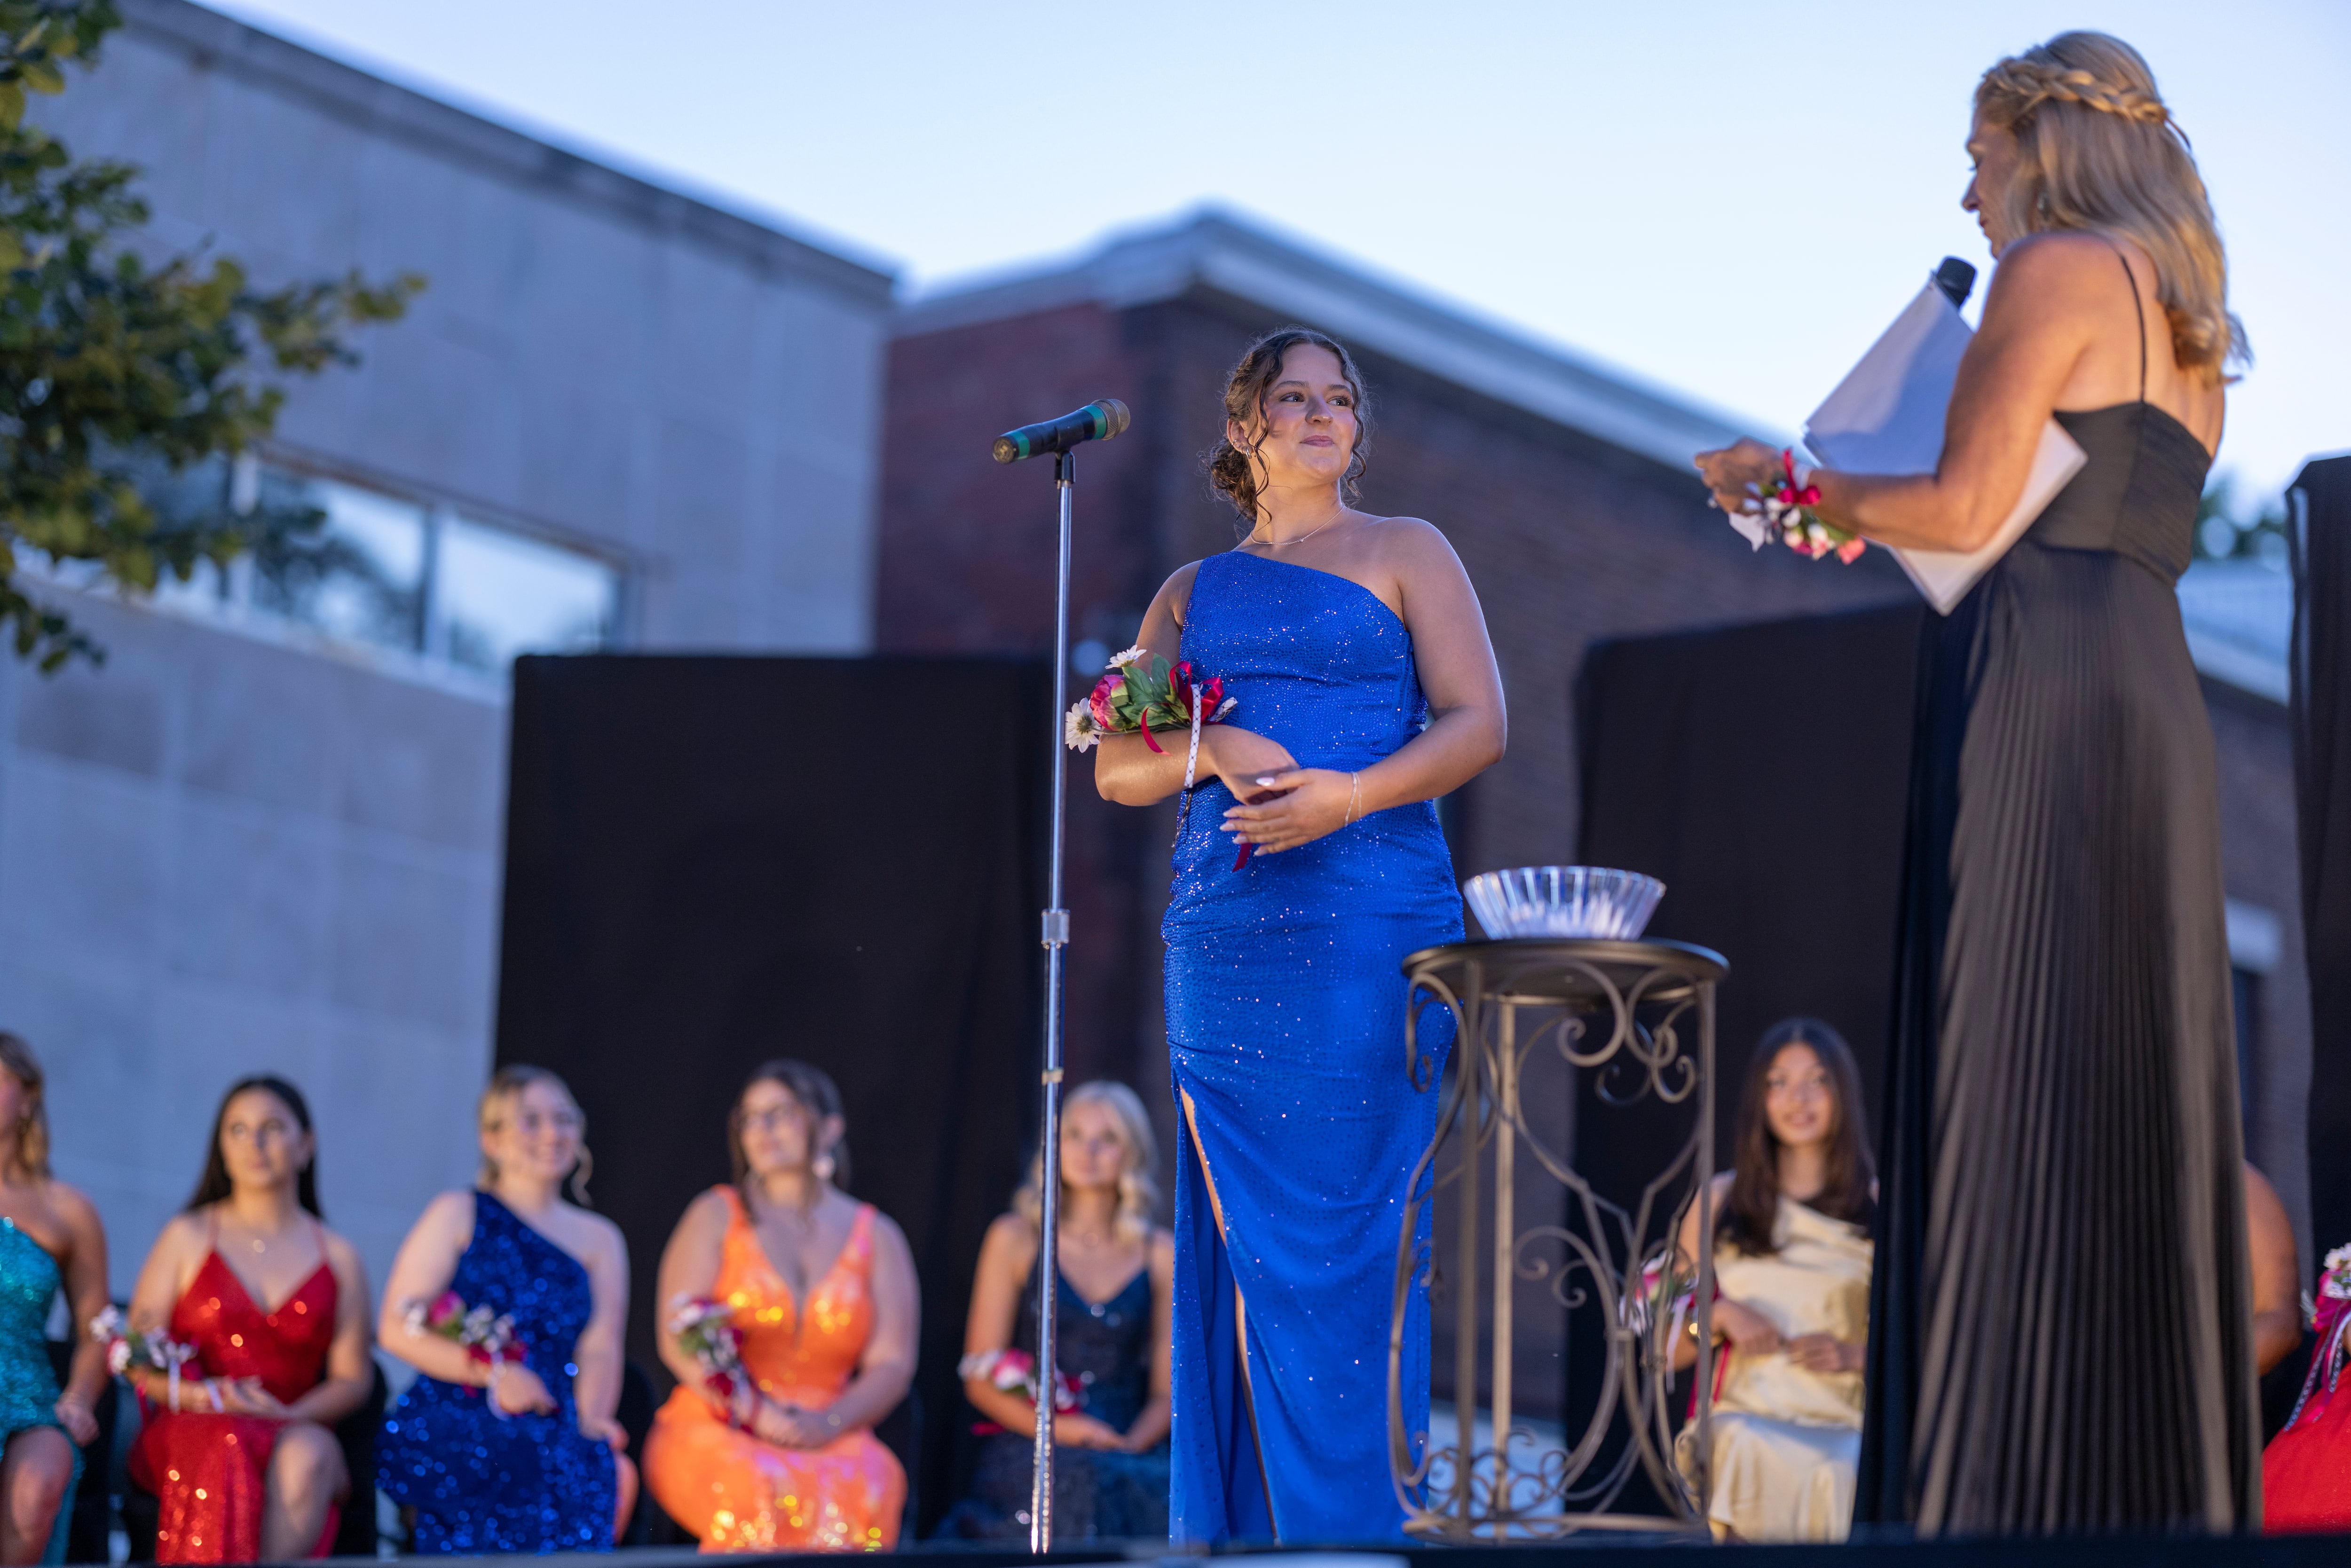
(1093, 329), (1507, 1541)
(0, 1033), (110, 1567)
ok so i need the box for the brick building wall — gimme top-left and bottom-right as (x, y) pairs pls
(877, 285), (1910, 1197)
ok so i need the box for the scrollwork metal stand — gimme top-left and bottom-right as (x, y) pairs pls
(1389, 937), (1728, 1541)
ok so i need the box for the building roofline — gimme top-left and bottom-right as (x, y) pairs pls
(121, 0), (897, 306)
(897, 205), (1769, 472)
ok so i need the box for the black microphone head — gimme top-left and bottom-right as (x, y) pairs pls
(1933, 256), (1978, 309)
(1095, 398), (1131, 441)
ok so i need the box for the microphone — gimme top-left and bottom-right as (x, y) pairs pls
(992, 398), (1131, 464)
(1933, 256), (1977, 309)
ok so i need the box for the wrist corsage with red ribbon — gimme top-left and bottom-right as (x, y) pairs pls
(1064, 646), (1236, 754)
(404, 1291), (528, 1414)
(2282, 1244), (2351, 1434)
(667, 1296), (752, 1427)
(958, 1346), (1083, 1417)
(1723, 448), (1866, 564)
(92, 1305), (200, 1408)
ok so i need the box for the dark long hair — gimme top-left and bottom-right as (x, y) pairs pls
(729, 1059), (849, 1193)
(1721, 1019), (1871, 1256)
(1205, 326), (1373, 528)
(186, 1075), (323, 1218)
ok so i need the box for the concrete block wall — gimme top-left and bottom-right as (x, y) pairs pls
(0, 596), (501, 1290)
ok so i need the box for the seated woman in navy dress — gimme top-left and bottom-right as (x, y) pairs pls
(377, 1066), (634, 1552)
(940, 1080), (1173, 1540)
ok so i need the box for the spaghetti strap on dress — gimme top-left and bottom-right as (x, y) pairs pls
(1856, 244), (2260, 1532)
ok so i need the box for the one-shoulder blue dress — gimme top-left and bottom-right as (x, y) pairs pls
(379, 1192), (618, 1553)
(1164, 550), (1461, 1543)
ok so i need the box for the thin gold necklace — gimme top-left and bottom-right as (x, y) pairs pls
(1256, 508), (1351, 551)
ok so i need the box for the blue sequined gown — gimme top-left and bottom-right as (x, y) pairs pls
(379, 1192), (618, 1553)
(0, 1219), (75, 1566)
(1164, 551), (1461, 1543)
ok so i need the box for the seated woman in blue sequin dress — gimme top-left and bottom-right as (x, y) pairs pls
(939, 1080), (1173, 1541)
(0, 1033), (110, 1568)
(1093, 329), (1507, 1542)
(378, 1067), (635, 1553)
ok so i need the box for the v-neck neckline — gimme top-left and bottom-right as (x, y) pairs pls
(206, 1246), (331, 1319)
(739, 1192), (861, 1325)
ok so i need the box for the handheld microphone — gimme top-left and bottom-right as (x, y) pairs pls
(992, 398), (1131, 464)
(1933, 256), (1978, 309)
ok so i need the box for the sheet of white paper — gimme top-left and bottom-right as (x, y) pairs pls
(1803, 281), (2089, 615)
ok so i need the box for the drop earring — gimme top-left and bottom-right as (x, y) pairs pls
(812, 1151), (836, 1184)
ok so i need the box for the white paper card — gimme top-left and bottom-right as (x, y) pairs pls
(1803, 282), (2089, 615)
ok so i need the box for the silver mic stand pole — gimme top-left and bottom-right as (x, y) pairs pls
(1030, 447), (1074, 1552)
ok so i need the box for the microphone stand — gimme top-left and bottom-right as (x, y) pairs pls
(1029, 448), (1074, 1552)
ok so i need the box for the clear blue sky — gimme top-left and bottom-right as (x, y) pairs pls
(207, 0), (2349, 505)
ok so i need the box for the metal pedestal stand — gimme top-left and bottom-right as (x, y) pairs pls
(1389, 937), (1728, 1541)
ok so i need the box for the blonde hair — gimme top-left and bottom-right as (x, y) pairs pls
(478, 1064), (593, 1205)
(0, 1033), (50, 1181)
(1013, 1080), (1159, 1240)
(1975, 31), (2245, 384)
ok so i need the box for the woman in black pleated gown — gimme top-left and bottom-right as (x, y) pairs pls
(1698, 30), (2260, 1536)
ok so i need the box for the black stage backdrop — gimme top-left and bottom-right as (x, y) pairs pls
(2293, 455), (2351, 1258)
(496, 654), (1046, 1538)
(1571, 604), (1923, 1503)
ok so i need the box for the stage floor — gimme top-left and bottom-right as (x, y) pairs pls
(318, 1527), (2351, 1568)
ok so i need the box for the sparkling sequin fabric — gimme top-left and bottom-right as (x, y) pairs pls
(643, 1190), (904, 1552)
(378, 1191), (618, 1552)
(127, 1241), (337, 1564)
(0, 1218), (76, 1566)
(1163, 551), (1460, 1543)
(0, 1219), (64, 1439)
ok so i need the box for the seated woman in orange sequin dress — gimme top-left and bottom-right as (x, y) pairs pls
(123, 1077), (374, 1565)
(644, 1060), (918, 1552)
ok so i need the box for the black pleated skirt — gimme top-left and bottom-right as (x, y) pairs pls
(1856, 537), (2262, 1534)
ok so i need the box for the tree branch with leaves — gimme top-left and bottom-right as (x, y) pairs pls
(0, 0), (421, 669)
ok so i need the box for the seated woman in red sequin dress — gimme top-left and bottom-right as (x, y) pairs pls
(123, 1077), (374, 1565)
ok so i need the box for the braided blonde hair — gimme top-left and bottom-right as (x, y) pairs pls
(1975, 32), (2244, 384)
(1013, 1080), (1160, 1241)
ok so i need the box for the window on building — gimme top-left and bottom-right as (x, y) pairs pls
(432, 513), (618, 675)
(156, 460), (621, 678)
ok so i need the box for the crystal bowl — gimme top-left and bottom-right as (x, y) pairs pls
(1462, 866), (1665, 941)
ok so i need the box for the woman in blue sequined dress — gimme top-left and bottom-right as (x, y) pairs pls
(378, 1067), (634, 1552)
(0, 1034), (109, 1568)
(1093, 329), (1507, 1542)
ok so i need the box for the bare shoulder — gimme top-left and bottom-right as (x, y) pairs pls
(419, 1189), (478, 1233)
(867, 1206), (915, 1256)
(320, 1225), (369, 1284)
(980, 1212), (1041, 1274)
(572, 1205), (629, 1263)
(680, 1185), (735, 1228)
(1158, 560), (1205, 625)
(152, 1209), (211, 1258)
(1147, 1227), (1176, 1277)
(1986, 232), (2128, 307)
(45, 1179), (102, 1234)
(1366, 514), (1458, 560)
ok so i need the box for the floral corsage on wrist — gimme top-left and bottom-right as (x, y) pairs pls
(2281, 1244), (2351, 1432)
(1063, 646), (1236, 754)
(1722, 448), (1866, 564)
(959, 1347), (1083, 1418)
(92, 1306), (203, 1408)
(668, 1296), (753, 1430)
(404, 1292), (528, 1414)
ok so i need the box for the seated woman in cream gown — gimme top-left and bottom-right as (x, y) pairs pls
(1673, 1019), (1875, 1543)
